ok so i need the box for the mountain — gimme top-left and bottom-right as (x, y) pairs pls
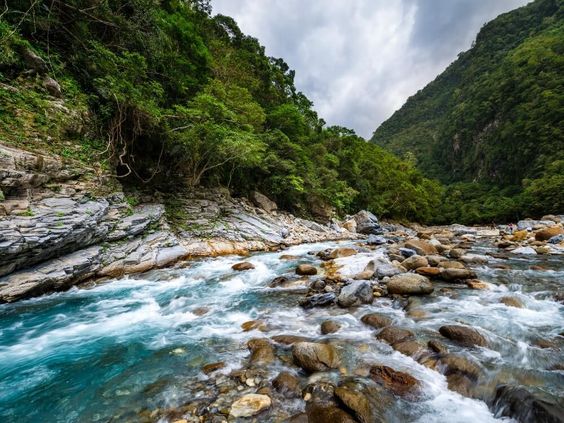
(371, 0), (564, 222)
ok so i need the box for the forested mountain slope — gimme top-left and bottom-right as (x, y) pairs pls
(0, 0), (442, 222)
(371, 0), (564, 223)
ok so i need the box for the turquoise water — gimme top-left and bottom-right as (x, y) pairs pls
(1, 241), (563, 422)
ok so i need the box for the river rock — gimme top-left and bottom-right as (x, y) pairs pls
(271, 335), (312, 345)
(500, 296), (524, 308)
(247, 338), (275, 365)
(327, 247), (358, 259)
(428, 340), (449, 354)
(492, 385), (563, 423)
(242, 320), (267, 331)
(548, 234), (564, 244)
(511, 246), (537, 255)
(439, 325), (488, 347)
(439, 260), (465, 269)
(437, 354), (481, 380)
(405, 239), (438, 255)
(535, 226), (564, 241)
(415, 266), (441, 277)
(299, 292), (336, 308)
(399, 247), (417, 258)
(367, 235), (387, 245)
(352, 210), (381, 235)
(440, 268), (475, 281)
(334, 385), (373, 423)
(202, 362), (225, 375)
(361, 313), (393, 329)
(376, 263), (403, 278)
(386, 274), (434, 295)
(272, 371), (301, 398)
(292, 342), (340, 372)
(369, 365), (420, 397)
(338, 280), (373, 307)
(230, 394), (271, 418)
(306, 402), (357, 423)
(296, 264), (318, 275)
(449, 248), (466, 259)
(232, 261), (255, 271)
(392, 340), (427, 358)
(459, 254), (488, 264)
(426, 255), (444, 267)
(376, 327), (415, 345)
(321, 320), (341, 334)
(466, 279), (490, 290)
(402, 255), (428, 270)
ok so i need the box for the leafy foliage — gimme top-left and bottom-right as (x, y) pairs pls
(2, 0), (449, 222)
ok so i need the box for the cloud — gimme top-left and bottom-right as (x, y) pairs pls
(212, 0), (530, 138)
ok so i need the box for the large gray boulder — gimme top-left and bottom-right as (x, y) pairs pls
(250, 191), (278, 212)
(352, 210), (381, 234)
(337, 280), (373, 307)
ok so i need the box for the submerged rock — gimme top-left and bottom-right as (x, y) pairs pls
(439, 325), (488, 347)
(500, 296), (525, 308)
(230, 394), (271, 418)
(492, 385), (563, 423)
(369, 365), (420, 397)
(292, 342), (340, 372)
(361, 313), (393, 329)
(376, 327), (415, 345)
(321, 320), (341, 334)
(272, 371), (301, 398)
(386, 273), (433, 295)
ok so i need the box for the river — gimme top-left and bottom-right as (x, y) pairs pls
(0, 240), (562, 422)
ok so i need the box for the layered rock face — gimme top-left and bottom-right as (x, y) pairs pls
(0, 144), (354, 302)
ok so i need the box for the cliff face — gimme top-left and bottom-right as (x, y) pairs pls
(0, 144), (356, 303)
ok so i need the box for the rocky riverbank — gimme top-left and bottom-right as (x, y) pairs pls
(143, 221), (563, 423)
(0, 144), (366, 303)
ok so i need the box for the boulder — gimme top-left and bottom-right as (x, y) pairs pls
(271, 335), (312, 345)
(361, 313), (392, 329)
(535, 226), (564, 241)
(341, 218), (357, 233)
(428, 340), (449, 354)
(321, 320), (341, 334)
(292, 342), (340, 372)
(272, 372), (301, 398)
(387, 274), (434, 295)
(202, 361), (225, 375)
(299, 293), (336, 308)
(376, 327), (415, 345)
(250, 191), (278, 212)
(296, 264), (318, 275)
(405, 239), (438, 255)
(369, 365), (420, 396)
(43, 76), (62, 98)
(338, 280), (373, 307)
(392, 340), (427, 358)
(230, 394), (271, 418)
(437, 354), (481, 380)
(426, 255), (445, 266)
(439, 325), (488, 347)
(232, 261), (255, 271)
(511, 230), (529, 241)
(306, 403), (357, 423)
(352, 210), (381, 234)
(401, 255), (428, 270)
(241, 320), (267, 331)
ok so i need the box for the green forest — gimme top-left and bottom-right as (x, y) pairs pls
(0, 0), (442, 223)
(372, 0), (564, 224)
(1, 0), (562, 225)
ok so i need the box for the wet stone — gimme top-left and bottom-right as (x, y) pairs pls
(369, 365), (420, 397)
(299, 292), (336, 308)
(376, 327), (415, 345)
(321, 320), (341, 334)
(361, 313), (393, 329)
(439, 325), (488, 347)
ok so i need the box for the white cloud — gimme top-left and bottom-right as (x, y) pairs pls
(212, 0), (530, 138)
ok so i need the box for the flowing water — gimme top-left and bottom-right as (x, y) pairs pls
(0, 241), (562, 422)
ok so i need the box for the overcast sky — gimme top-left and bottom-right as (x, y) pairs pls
(212, 0), (530, 138)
